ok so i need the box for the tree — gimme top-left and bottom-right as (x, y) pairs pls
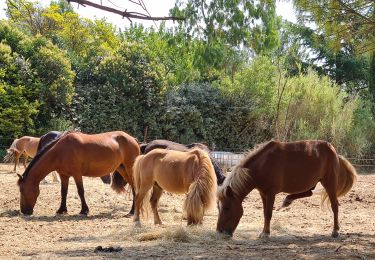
(293, 0), (374, 54)
(0, 43), (39, 137)
(0, 21), (75, 134)
(171, 0), (281, 55)
(275, 22), (371, 93)
(75, 42), (166, 139)
(66, 0), (184, 21)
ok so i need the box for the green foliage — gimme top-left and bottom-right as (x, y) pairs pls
(293, 0), (374, 54)
(171, 0), (281, 54)
(0, 20), (75, 135)
(0, 42), (39, 137)
(159, 83), (231, 147)
(75, 42), (166, 138)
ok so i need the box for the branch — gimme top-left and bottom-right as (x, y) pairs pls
(67, 0), (184, 21)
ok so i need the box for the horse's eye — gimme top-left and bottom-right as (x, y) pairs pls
(223, 206), (230, 211)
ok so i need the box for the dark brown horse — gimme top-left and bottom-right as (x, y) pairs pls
(217, 140), (357, 238)
(17, 131), (140, 215)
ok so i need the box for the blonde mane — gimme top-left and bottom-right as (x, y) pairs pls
(218, 141), (273, 200)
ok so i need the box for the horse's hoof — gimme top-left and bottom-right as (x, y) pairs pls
(56, 209), (68, 215)
(79, 210), (89, 216)
(331, 230), (339, 238)
(281, 198), (292, 208)
(258, 232), (270, 239)
(134, 221), (142, 228)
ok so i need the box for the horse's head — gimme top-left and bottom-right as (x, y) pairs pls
(17, 174), (39, 215)
(216, 186), (243, 237)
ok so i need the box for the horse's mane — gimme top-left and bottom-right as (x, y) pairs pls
(18, 131), (75, 183)
(186, 142), (210, 152)
(218, 141), (275, 199)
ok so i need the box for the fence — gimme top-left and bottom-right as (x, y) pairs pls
(0, 136), (374, 173)
(211, 151), (375, 174)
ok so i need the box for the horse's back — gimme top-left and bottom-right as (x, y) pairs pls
(142, 139), (188, 154)
(141, 148), (201, 193)
(52, 131), (139, 176)
(38, 131), (62, 152)
(247, 140), (338, 194)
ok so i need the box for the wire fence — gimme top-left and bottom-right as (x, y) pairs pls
(1, 137), (374, 173)
(211, 151), (375, 174)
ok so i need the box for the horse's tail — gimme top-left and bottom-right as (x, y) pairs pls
(100, 174), (111, 184)
(8, 139), (19, 152)
(184, 149), (217, 224)
(111, 164), (127, 193)
(210, 156), (226, 185)
(321, 155), (357, 205)
(3, 139), (20, 163)
(133, 154), (151, 217)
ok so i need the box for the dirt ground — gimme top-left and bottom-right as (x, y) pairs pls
(0, 163), (374, 259)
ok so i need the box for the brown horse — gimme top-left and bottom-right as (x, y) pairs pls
(17, 131), (140, 215)
(216, 140), (357, 238)
(133, 148), (217, 226)
(5, 136), (40, 172)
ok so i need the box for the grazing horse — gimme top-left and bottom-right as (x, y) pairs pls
(5, 136), (40, 172)
(113, 139), (226, 217)
(38, 131), (111, 184)
(216, 140), (357, 238)
(133, 148), (217, 226)
(140, 139), (225, 184)
(17, 131), (140, 215)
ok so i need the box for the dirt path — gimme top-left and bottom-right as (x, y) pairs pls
(0, 163), (374, 259)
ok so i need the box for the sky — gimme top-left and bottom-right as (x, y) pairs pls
(0, 0), (297, 29)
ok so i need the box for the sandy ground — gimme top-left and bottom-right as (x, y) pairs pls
(0, 163), (374, 259)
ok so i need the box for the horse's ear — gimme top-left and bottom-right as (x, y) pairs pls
(17, 173), (23, 180)
(226, 186), (233, 197)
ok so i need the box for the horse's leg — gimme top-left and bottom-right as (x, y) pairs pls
(23, 154), (28, 168)
(123, 164), (137, 217)
(52, 172), (59, 183)
(73, 176), (89, 215)
(260, 192), (276, 238)
(56, 175), (69, 214)
(125, 186), (136, 218)
(280, 186), (316, 209)
(320, 181), (340, 238)
(14, 152), (20, 172)
(150, 184), (163, 225)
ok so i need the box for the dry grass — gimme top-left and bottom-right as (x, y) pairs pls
(0, 163), (374, 259)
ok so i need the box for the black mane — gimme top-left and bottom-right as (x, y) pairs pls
(20, 131), (72, 181)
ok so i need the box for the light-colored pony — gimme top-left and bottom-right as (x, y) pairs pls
(133, 148), (217, 226)
(5, 136), (40, 172)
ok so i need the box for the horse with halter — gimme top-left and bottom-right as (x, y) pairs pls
(5, 136), (40, 172)
(112, 139), (226, 217)
(17, 131), (140, 216)
(133, 148), (217, 226)
(217, 140), (357, 238)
